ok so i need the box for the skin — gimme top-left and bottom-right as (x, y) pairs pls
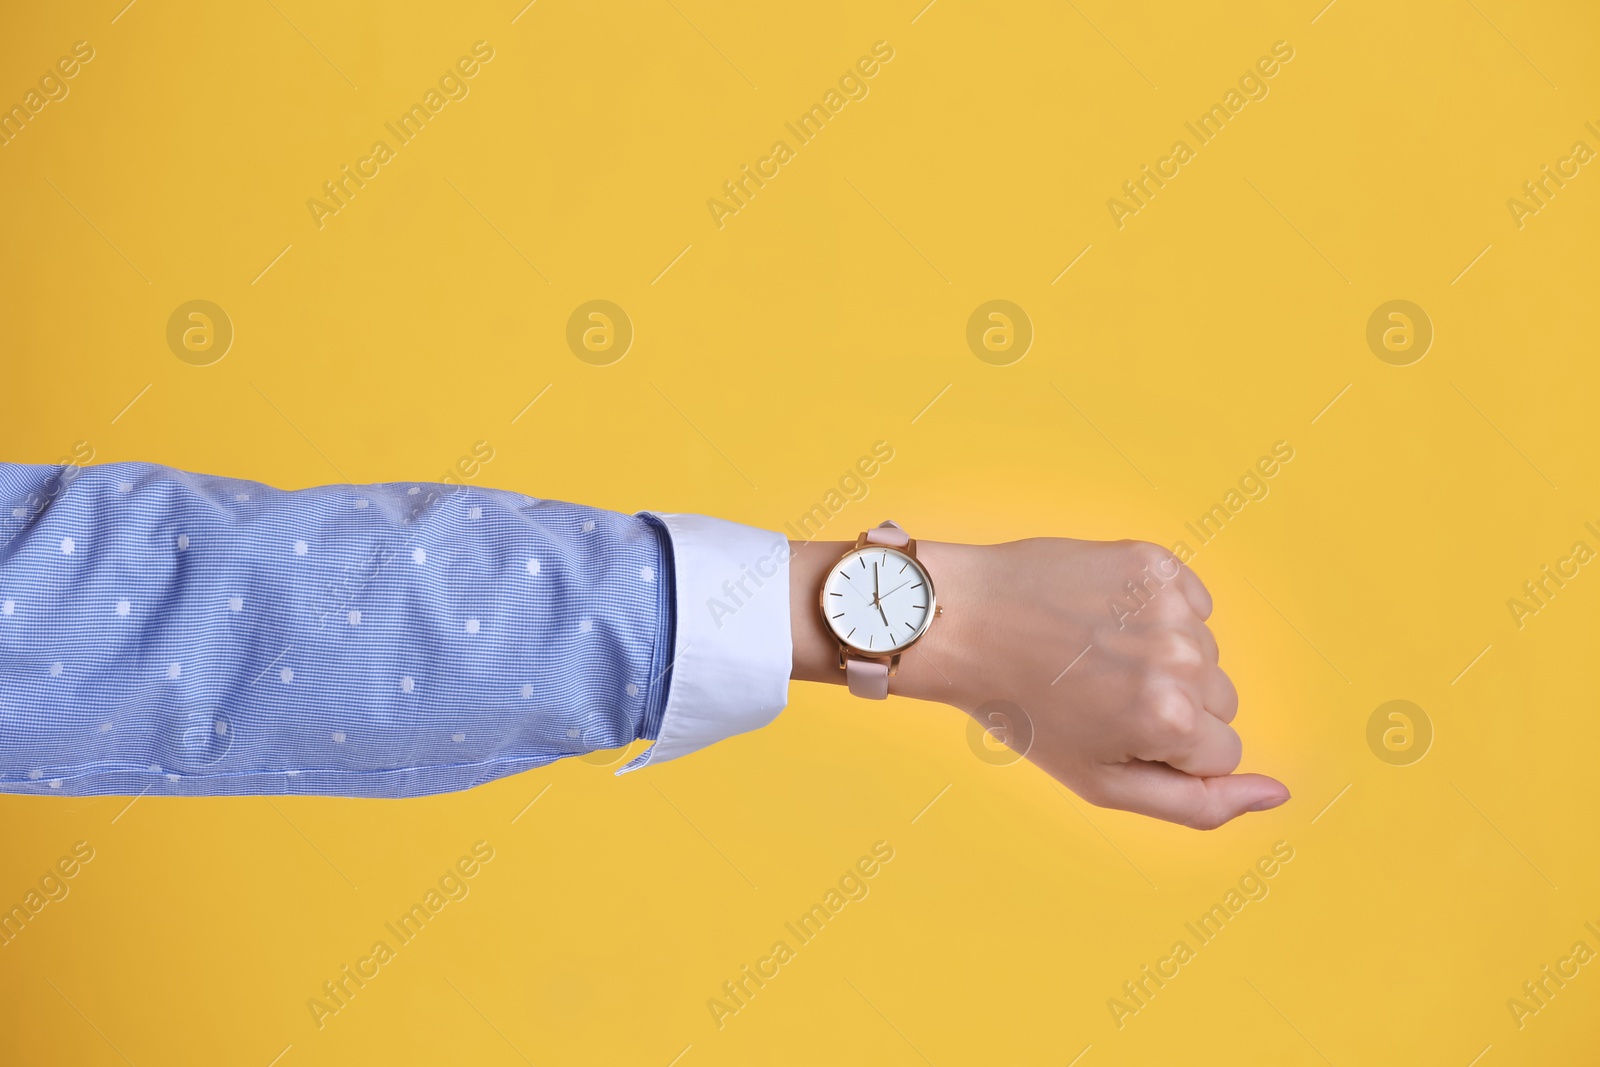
(789, 537), (1289, 830)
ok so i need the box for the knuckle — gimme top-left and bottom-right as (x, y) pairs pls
(1149, 689), (1196, 738)
(1151, 592), (1191, 622)
(1133, 666), (1168, 705)
(1153, 555), (1185, 584)
(1125, 540), (1171, 572)
(1159, 629), (1204, 666)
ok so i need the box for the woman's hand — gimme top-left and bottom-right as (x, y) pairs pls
(791, 537), (1289, 830)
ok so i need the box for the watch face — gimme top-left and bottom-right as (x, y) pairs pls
(821, 546), (936, 654)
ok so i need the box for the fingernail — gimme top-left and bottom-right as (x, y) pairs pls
(1246, 793), (1289, 812)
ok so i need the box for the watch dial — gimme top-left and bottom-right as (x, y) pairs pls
(821, 547), (935, 654)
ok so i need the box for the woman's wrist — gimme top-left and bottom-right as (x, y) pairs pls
(788, 540), (851, 686)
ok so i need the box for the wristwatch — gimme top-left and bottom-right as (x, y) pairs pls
(819, 521), (942, 699)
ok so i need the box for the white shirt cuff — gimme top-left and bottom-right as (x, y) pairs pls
(620, 513), (792, 772)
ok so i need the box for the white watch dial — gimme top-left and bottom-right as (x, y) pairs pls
(821, 547), (935, 654)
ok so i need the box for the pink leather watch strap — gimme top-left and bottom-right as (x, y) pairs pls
(845, 658), (890, 699)
(863, 520), (909, 548)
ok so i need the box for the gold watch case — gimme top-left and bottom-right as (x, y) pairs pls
(819, 532), (942, 676)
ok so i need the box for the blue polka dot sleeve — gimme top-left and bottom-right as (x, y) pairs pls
(0, 462), (675, 797)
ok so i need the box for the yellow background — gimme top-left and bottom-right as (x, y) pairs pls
(2, 0), (1598, 1063)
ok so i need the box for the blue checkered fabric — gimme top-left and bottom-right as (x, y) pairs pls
(0, 462), (674, 797)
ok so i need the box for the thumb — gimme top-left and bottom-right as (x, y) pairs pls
(1094, 760), (1289, 830)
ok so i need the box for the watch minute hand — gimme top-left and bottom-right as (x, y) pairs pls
(872, 562), (890, 625)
